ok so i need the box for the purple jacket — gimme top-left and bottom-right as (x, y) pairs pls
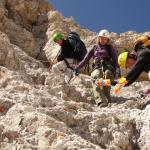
(76, 44), (119, 70)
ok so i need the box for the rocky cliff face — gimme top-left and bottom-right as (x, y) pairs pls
(0, 0), (150, 150)
(0, 0), (52, 64)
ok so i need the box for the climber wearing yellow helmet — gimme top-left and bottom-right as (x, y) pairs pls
(115, 36), (150, 98)
(118, 51), (137, 70)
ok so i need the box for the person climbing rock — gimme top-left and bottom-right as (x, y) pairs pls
(51, 32), (87, 83)
(115, 36), (150, 97)
(75, 29), (120, 107)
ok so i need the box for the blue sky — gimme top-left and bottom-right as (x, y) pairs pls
(48, 0), (150, 34)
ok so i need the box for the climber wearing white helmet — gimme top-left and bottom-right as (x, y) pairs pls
(98, 29), (110, 38)
(75, 29), (120, 107)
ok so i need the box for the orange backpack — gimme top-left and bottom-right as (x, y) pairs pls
(134, 36), (150, 51)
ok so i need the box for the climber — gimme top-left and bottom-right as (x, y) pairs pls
(75, 29), (120, 107)
(51, 32), (87, 83)
(115, 38), (150, 98)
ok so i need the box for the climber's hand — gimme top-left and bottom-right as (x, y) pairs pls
(74, 69), (80, 76)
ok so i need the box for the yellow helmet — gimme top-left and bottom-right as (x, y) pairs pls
(118, 52), (128, 69)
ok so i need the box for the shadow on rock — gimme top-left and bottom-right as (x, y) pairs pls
(111, 96), (150, 110)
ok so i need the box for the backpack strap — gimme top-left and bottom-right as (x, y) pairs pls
(107, 45), (113, 58)
(107, 45), (117, 68)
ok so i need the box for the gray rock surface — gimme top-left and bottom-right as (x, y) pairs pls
(0, 0), (150, 149)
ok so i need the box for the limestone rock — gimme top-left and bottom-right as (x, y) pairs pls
(0, 0), (150, 149)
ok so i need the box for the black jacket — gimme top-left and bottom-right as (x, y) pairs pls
(57, 39), (76, 62)
(126, 48), (150, 86)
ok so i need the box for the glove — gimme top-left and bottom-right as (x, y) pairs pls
(113, 84), (122, 94)
(74, 69), (80, 76)
(113, 77), (128, 94)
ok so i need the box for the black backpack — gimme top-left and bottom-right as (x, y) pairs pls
(67, 32), (87, 62)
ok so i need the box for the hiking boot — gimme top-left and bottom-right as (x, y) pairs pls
(97, 102), (108, 107)
(138, 91), (149, 99)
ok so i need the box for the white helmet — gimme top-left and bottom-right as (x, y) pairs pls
(98, 29), (110, 38)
